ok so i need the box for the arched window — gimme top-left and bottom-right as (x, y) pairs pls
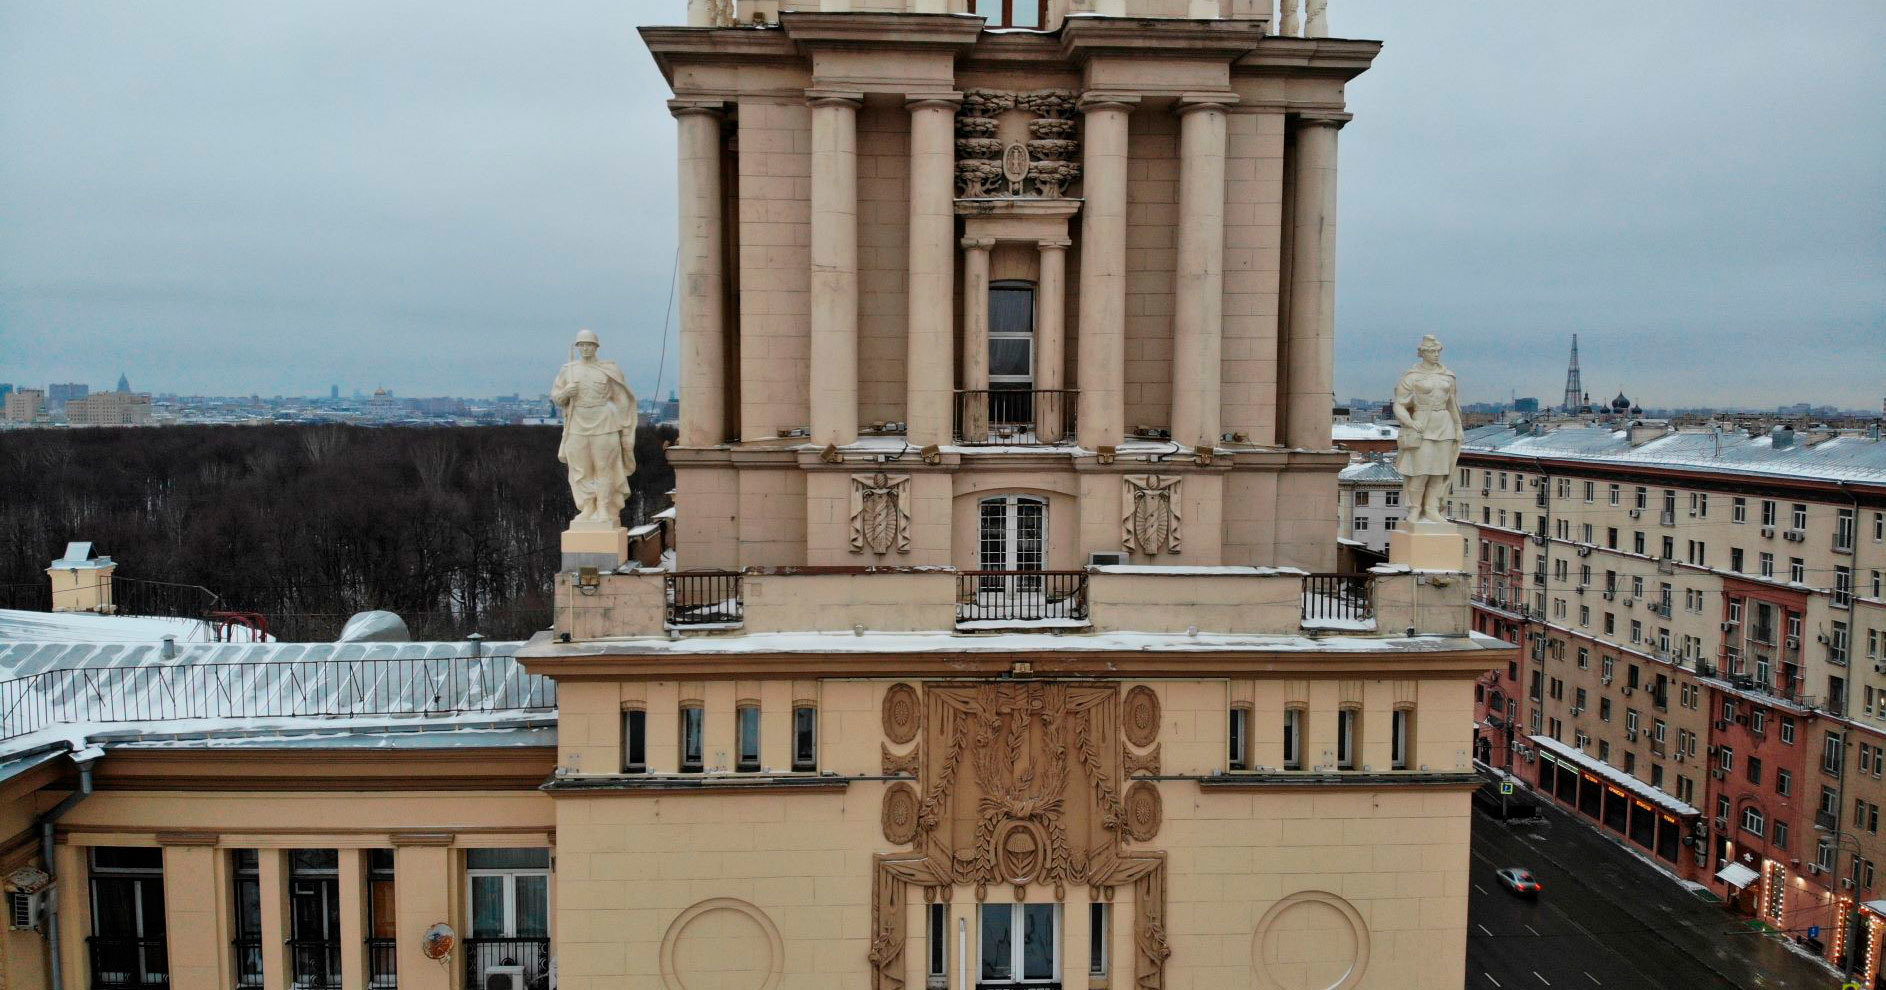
(978, 495), (1046, 578)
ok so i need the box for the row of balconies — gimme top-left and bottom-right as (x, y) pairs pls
(555, 566), (1468, 641)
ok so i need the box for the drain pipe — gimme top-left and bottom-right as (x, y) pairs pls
(41, 745), (103, 990)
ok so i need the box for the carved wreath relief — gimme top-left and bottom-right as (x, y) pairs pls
(1123, 475), (1182, 555)
(873, 681), (1170, 989)
(956, 89), (1082, 198)
(850, 473), (912, 555)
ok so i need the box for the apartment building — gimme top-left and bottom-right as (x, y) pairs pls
(1455, 421), (1886, 978)
(3, 389), (45, 424)
(1337, 456), (1405, 553)
(65, 392), (154, 427)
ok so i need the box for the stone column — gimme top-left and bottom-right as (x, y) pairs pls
(393, 845), (453, 990)
(161, 844), (224, 990)
(1075, 94), (1137, 449)
(1035, 238), (1071, 443)
(1284, 113), (1347, 449)
(1171, 96), (1232, 450)
(906, 95), (960, 447)
(258, 851), (290, 990)
(959, 236), (995, 442)
(672, 101), (727, 447)
(337, 849), (367, 990)
(808, 92), (862, 447)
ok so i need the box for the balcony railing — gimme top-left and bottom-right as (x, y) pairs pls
(0, 655), (554, 744)
(367, 938), (397, 989)
(288, 939), (341, 990)
(665, 571), (743, 626)
(956, 570), (1088, 624)
(1301, 573), (1375, 626)
(87, 936), (169, 990)
(464, 937), (551, 990)
(953, 388), (1076, 446)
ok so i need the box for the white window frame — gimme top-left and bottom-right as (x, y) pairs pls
(978, 902), (1060, 986)
(466, 854), (552, 941)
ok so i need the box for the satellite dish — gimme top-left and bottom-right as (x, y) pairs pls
(338, 610), (411, 643)
(422, 923), (456, 961)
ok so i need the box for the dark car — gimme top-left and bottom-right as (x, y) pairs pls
(1495, 867), (1543, 896)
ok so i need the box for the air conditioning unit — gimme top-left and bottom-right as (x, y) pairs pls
(1714, 720), (1729, 731)
(1674, 751), (1685, 763)
(1569, 706), (1583, 716)
(1622, 686), (1634, 696)
(1481, 488), (1491, 496)
(1721, 621), (1737, 632)
(1623, 598), (1637, 608)
(1844, 877), (1857, 890)
(1706, 744), (1718, 756)
(1785, 530), (1806, 543)
(1601, 675), (1613, 685)
(1629, 508), (1643, 518)
(1761, 526), (1775, 538)
(1088, 551), (1128, 567)
(1625, 730), (1637, 742)
(1711, 768), (1726, 780)
(484, 965), (526, 990)
(1578, 546), (1592, 557)
(1809, 862), (1825, 874)
(5, 891), (41, 932)
(1735, 715), (1749, 725)
(1787, 636), (1801, 650)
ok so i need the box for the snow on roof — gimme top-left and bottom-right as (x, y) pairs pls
(1530, 733), (1700, 817)
(1463, 424), (1886, 485)
(1338, 459), (1402, 483)
(526, 628), (1502, 659)
(0, 608), (270, 645)
(1332, 422), (1399, 440)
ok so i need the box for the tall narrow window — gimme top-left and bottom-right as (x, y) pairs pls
(366, 851), (396, 989)
(1089, 902), (1109, 979)
(1392, 709), (1413, 770)
(986, 281), (1037, 434)
(1283, 709), (1304, 771)
(465, 849), (551, 990)
(680, 705), (704, 773)
(88, 848), (167, 990)
(736, 704), (761, 772)
(792, 705), (818, 772)
(622, 709), (647, 774)
(928, 903), (948, 980)
(1228, 707), (1251, 771)
(288, 850), (340, 990)
(1337, 708), (1359, 770)
(232, 851), (262, 990)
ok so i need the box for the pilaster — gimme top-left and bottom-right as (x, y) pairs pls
(1036, 238), (1072, 444)
(1075, 93), (1138, 449)
(906, 94), (962, 447)
(1171, 94), (1235, 450)
(808, 91), (863, 447)
(1283, 111), (1347, 450)
(672, 100), (729, 447)
(960, 236), (996, 442)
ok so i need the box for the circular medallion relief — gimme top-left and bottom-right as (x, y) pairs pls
(994, 819), (1049, 886)
(1123, 686), (1161, 749)
(882, 683), (921, 745)
(660, 898), (784, 990)
(1123, 781), (1162, 842)
(882, 782), (921, 845)
(1250, 891), (1370, 990)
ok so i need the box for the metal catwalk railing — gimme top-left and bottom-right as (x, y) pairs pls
(956, 570), (1088, 624)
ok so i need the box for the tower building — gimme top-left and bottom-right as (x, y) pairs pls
(1561, 333), (1584, 413)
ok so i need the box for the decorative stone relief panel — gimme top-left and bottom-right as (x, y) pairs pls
(850, 473), (912, 555)
(1123, 475), (1183, 554)
(872, 681), (1169, 989)
(956, 89), (1082, 198)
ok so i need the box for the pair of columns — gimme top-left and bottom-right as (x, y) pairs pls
(673, 92), (1346, 452)
(960, 236), (1069, 443)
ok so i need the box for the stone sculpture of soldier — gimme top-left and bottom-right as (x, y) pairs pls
(1391, 334), (1463, 525)
(552, 329), (637, 526)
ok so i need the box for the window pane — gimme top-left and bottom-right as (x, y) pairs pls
(625, 709), (647, 771)
(514, 875), (549, 937)
(91, 878), (141, 937)
(470, 876), (505, 938)
(989, 337), (1032, 380)
(737, 707), (761, 768)
(980, 905), (1012, 979)
(793, 707), (817, 769)
(1089, 902), (1107, 976)
(465, 848), (550, 871)
(92, 847), (165, 872)
(1014, 501), (1044, 571)
(1022, 904), (1055, 979)
(682, 707), (705, 769)
(290, 849), (338, 874)
(989, 286), (1035, 333)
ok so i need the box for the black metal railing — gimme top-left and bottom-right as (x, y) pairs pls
(288, 939), (341, 990)
(0, 655), (555, 743)
(367, 938), (398, 988)
(463, 937), (552, 990)
(665, 571), (743, 626)
(233, 937), (263, 989)
(953, 388), (1077, 445)
(0, 582), (52, 612)
(1301, 573), (1375, 625)
(956, 570), (1088, 624)
(110, 577), (221, 620)
(87, 936), (169, 990)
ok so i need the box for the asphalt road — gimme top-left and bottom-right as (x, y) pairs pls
(1468, 797), (1841, 990)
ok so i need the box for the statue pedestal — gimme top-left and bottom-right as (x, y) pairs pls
(1389, 519), (1467, 571)
(562, 522), (629, 571)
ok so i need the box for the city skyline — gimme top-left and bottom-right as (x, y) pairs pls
(2, 1), (1882, 405)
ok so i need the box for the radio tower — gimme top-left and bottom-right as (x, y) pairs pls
(1561, 334), (1584, 413)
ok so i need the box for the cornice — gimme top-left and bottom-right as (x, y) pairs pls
(85, 747), (556, 792)
(1233, 36), (1383, 81)
(1059, 16), (1268, 63)
(639, 25), (801, 86)
(779, 12), (985, 51)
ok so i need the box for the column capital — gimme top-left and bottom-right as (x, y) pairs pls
(906, 91), (963, 112)
(1037, 238), (1073, 251)
(1078, 92), (1141, 114)
(668, 98), (728, 119)
(1291, 110), (1352, 130)
(1175, 92), (1240, 116)
(961, 236), (997, 251)
(806, 89), (865, 109)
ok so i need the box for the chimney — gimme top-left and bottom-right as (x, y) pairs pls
(46, 542), (116, 613)
(1770, 425), (1796, 450)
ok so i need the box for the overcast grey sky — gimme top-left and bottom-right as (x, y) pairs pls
(1, 1), (1880, 408)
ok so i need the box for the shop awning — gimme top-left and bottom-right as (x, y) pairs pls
(1863, 900), (1886, 917)
(1715, 862), (1760, 890)
(1528, 734), (1700, 817)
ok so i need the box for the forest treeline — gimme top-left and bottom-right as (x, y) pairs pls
(0, 424), (674, 641)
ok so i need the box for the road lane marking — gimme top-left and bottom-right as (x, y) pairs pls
(1485, 975), (1502, 988)
(1584, 974), (1601, 985)
(1524, 924), (1541, 936)
(1478, 924), (1495, 937)
(1475, 883), (1489, 894)
(1533, 972), (1551, 985)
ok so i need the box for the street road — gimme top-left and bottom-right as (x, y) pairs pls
(1469, 796), (1840, 989)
